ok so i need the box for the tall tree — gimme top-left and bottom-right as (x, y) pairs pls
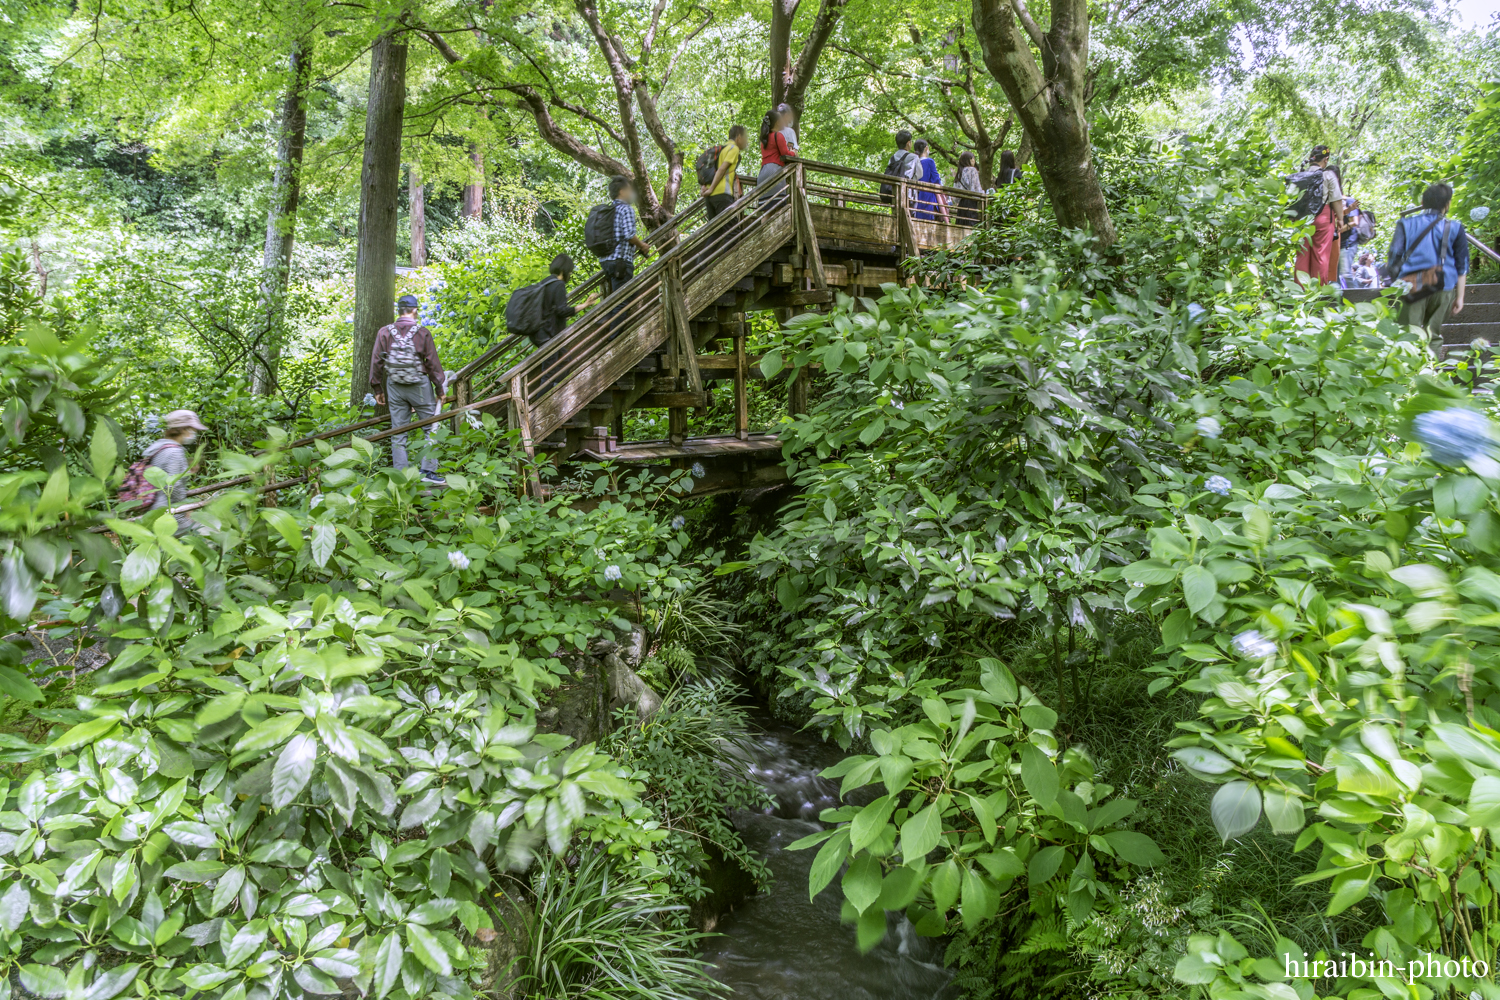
(351, 28), (408, 404)
(769, 0), (851, 121)
(409, 162), (427, 267)
(252, 35), (314, 397)
(971, 0), (1114, 244)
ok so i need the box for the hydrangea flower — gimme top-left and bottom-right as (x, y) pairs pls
(690, 462), (706, 480)
(1413, 407), (1493, 466)
(604, 565), (622, 581)
(447, 550), (470, 571)
(1205, 475), (1231, 496)
(1472, 206), (1491, 223)
(671, 515), (686, 530)
(1196, 416), (1222, 440)
(363, 393), (378, 407)
(1232, 630), (1276, 660)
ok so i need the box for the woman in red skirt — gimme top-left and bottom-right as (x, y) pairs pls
(1294, 146), (1345, 286)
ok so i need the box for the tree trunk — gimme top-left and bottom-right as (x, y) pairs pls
(1016, 128), (1033, 167)
(351, 29), (408, 405)
(253, 37), (313, 397)
(769, 0), (848, 123)
(409, 163), (426, 267)
(462, 147), (483, 219)
(970, 0), (1114, 244)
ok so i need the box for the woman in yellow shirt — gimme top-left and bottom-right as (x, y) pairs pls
(703, 125), (748, 219)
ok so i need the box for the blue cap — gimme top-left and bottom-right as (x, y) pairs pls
(397, 294), (420, 309)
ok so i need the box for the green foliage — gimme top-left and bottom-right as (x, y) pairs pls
(603, 682), (771, 902)
(500, 849), (728, 999)
(788, 658), (1162, 952)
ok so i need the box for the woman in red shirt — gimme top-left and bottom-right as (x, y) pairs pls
(757, 104), (795, 207)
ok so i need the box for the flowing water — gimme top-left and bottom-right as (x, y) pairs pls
(702, 712), (958, 1000)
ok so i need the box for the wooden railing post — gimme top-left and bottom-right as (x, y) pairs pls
(451, 375), (470, 434)
(733, 314), (749, 442)
(508, 375), (542, 499)
(790, 163), (827, 290)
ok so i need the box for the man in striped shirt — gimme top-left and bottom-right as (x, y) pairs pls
(603, 175), (653, 296)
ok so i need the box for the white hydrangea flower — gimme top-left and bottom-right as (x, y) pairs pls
(604, 565), (622, 581)
(1196, 416), (1222, 440)
(447, 550), (470, 570)
(1232, 630), (1276, 660)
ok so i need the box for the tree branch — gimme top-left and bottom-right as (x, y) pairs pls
(506, 85), (630, 178)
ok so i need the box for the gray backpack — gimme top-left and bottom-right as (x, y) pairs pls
(384, 325), (428, 385)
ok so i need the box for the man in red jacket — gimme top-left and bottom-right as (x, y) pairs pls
(371, 294), (446, 485)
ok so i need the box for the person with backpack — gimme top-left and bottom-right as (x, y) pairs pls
(952, 152), (983, 225)
(878, 130), (921, 206)
(1386, 182), (1470, 351)
(700, 125), (748, 220)
(597, 175), (653, 297)
(121, 409), (207, 532)
(370, 294), (447, 485)
(912, 139), (949, 223)
(757, 106), (797, 209)
(1338, 198), (1366, 282)
(1291, 145), (1345, 286)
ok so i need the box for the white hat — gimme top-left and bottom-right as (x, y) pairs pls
(164, 409), (208, 432)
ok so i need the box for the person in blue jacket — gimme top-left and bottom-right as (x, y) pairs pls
(1387, 182), (1469, 350)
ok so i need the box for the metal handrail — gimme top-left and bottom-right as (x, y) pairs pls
(1469, 231), (1500, 267)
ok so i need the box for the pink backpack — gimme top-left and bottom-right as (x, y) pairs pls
(117, 442), (181, 512)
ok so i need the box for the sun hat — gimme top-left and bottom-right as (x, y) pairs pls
(163, 409), (208, 432)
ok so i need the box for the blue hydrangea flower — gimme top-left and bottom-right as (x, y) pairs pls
(363, 393), (378, 407)
(1205, 475), (1231, 495)
(1232, 630), (1276, 660)
(604, 565), (622, 581)
(1197, 416), (1222, 440)
(1414, 408), (1493, 466)
(671, 515), (686, 530)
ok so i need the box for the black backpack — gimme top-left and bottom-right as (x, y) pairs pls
(505, 280), (551, 345)
(1284, 168), (1327, 220)
(584, 202), (619, 258)
(695, 145), (724, 187)
(878, 151), (913, 204)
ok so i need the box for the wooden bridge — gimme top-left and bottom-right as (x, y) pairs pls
(159, 161), (987, 516)
(441, 159), (988, 494)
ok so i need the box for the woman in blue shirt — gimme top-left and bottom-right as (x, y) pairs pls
(912, 140), (948, 223)
(1386, 182), (1469, 350)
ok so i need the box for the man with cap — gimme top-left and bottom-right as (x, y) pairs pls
(370, 294), (447, 485)
(144, 409), (208, 531)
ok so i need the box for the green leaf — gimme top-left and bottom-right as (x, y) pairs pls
(232, 713), (303, 755)
(370, 933), (403, 1000)
(842, 853), (882, 914)
(1262, 788), (1305, 835)
(119, 546), (160, 598)
(1326, 864), (1377, 916)
(270, 734), (317, 810)
(260, 508), (305, 552)
(1101, 831), (1164, 866)
(808, 829), (849, 901)
(210, 866), (246, 915)
(1211, 781), (1261, 842)
(899, 803), (943, 862)
(310, 523), (337, 568)
(90, 419), (118, 482)
(1172, 746), (1234, 775)
(858, 418), (886, 445)
(931, 858), (961, 915)
(20, 965), (66, 998)
(1019, 745), (1059, 808)
(405, 923), (452, 976)
(1467, 775), (1500, 827)
(1182, 564), (1217, 615)
(1028, 845), (1066, 884)
(408, 898), (459, 926)
(162, 860), (229, 883)
(48, 715), (119, 754)
(84, 964), (140, 1000)
(0, 665), (44, 705)
(849, 795), (894, 853)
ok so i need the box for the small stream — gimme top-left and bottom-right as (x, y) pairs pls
(701, 712), (958, 1000)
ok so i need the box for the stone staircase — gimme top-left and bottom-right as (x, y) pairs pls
(1345, 282), (1500, 359)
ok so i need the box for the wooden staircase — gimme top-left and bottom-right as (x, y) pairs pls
(447, 160), (985, 487)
